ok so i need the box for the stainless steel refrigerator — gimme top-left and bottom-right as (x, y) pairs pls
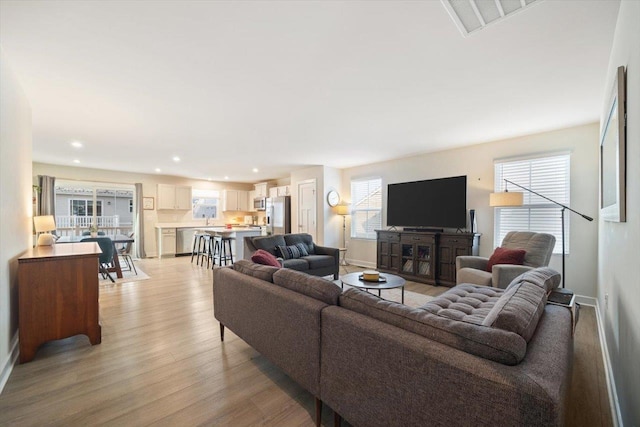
(266, 196), (291, 235)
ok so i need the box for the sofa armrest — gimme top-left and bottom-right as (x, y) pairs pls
(456, 255), (489, 271)
(492, 264), (535, 289)
(314, 245), (339, 264)
(243, 236), (258, 260)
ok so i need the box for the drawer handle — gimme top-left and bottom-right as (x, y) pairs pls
(412, 237), (420, 240)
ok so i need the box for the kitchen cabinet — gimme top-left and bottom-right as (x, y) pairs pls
(157, 184), (192, 210)
(269, 187), (278, 198)
(248, 190), (256, 212)
(254, 182), (270, 198)
(277, 185), (290, 196)
(223, 190), (250, 211)
(161, 228), (176, 256)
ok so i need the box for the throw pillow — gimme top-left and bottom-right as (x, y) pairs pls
(251, 249), (281, 268)
(486, 247), (526, 272)
(277, 244), (309, 260)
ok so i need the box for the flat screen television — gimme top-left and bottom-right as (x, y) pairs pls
(387, 175), (467, 229)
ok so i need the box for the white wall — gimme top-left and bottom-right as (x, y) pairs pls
(0, 48), (32, 391)
(342, 123), (600, 296)
(32, 163), (254, 257)
(597, 1), (640, 424)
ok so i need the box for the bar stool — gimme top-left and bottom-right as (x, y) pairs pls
(216, 232), (235, 266)
(191, 232), (210, 266)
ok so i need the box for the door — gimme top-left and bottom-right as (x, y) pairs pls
(298, 180), (316, 241)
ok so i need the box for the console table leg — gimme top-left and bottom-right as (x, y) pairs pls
(220, 323), (225, 342)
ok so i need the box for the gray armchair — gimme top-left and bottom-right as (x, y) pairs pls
(456, 231), (556, 288)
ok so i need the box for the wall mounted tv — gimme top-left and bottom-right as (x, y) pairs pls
(387, 175), (467, 229)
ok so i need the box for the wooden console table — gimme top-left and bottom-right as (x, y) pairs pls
(376, 230), (480, 286)
(18, 242), (102, 363)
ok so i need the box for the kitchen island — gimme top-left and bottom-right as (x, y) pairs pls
(155, 223), (263, 261)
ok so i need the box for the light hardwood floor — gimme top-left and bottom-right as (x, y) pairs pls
(0, 257), (612, 426)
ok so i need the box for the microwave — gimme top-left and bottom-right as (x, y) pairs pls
(254, 197), (266, 211)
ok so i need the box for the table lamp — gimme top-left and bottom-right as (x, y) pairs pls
(34, 215), (57, 246)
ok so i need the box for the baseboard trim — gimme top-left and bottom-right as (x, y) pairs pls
(575, 294), (597, 307)
(591, 299), (623, 427)
(344, 259), (376, 269)
(0, 331), (19, 394)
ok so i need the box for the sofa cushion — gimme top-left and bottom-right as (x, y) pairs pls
(485, 278), (548, 342)
(419, 284), (504, 323)
(233, 259), (280, 282)
(283, 233), (316, 254)
(251, 249), (282, 268)
(249, 235), (287, 256)
(277, 243), (309, 260)
(282, 258), (310, 271)
(486, 247), (526, 272)
(507, 267), (561, 293)
(273, 268), (341, 305)
(340, 287), (526, 365)
(302, 254), (335, 270)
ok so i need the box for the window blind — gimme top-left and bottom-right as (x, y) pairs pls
(350, 178), (382, 239)
(494, 154), (570, 254)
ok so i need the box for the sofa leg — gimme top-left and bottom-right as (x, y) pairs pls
(334, 411), (342, 427)
(315, 397), (322, 427)
(220, 323), (225, 342)
(333, 273), (339, 280)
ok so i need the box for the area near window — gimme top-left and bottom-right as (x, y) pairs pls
(494, 153), (570, 254)
(192, 189), (220, 220)
(350, 177), (382, 240)
(55, 180), (135, 236)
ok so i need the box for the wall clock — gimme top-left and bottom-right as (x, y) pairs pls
(327, 190), (340, 207)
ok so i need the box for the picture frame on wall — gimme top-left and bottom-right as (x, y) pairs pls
(600, 65), (626, 223)
(143, 197), (155, 210)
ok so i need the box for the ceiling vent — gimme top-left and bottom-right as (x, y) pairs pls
(441, 0), (542, 37)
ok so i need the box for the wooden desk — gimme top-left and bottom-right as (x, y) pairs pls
(18, 242), (102, 363)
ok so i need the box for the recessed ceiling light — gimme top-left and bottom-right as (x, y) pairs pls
(252, 168), (259, 173)
(73, 159), (80, 164)
(224, 176), (229, 180)
(172, 156), (181, 162)
(70, 141), (83, 148)
(155, 168), (162, 173)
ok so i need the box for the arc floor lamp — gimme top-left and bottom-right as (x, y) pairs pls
(490, 179), (593, 289)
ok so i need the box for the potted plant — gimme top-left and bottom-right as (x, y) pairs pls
(89, 225), (98, 238)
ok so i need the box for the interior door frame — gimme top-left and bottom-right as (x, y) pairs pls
(297, 179), (317, 242)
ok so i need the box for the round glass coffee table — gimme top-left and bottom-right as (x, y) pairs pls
(340, 272), (406, 304)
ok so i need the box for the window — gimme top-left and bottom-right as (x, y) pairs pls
(350, 177), (382, 239)
(70, 199), (102, 217)
(494, 153), (570, 254)
(192, 189), (220, 220)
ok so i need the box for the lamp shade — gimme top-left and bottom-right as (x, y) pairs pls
(489, 192), (524, 207)
(336, 204), (350, 216)
(33, 215), (56, 232)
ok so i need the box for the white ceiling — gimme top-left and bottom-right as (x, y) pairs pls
(0, 0), (620, 183)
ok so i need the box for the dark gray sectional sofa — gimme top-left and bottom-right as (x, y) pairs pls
(213, 261), (574, 426)
(243, 233), (339, 279)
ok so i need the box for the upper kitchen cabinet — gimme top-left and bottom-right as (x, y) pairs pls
(157, 184), (192, 210)
(254, 183), (268, 198)
(223, 190), (250, 212)
(268, 187), (278, 198)
(248, 190), (257, 212)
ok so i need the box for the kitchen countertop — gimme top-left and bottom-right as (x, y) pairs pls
(155, 223), (263, 231)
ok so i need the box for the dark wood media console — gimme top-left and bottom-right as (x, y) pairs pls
(376, 230), (480, 287)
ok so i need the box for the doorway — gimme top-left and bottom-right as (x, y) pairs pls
(297, 179), (317, 242)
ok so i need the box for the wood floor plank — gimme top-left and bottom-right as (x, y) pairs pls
(0, 257), (612, 426)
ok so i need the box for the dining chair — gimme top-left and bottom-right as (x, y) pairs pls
(118, 232), (137, 274)
(81, 237), (115, 282)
